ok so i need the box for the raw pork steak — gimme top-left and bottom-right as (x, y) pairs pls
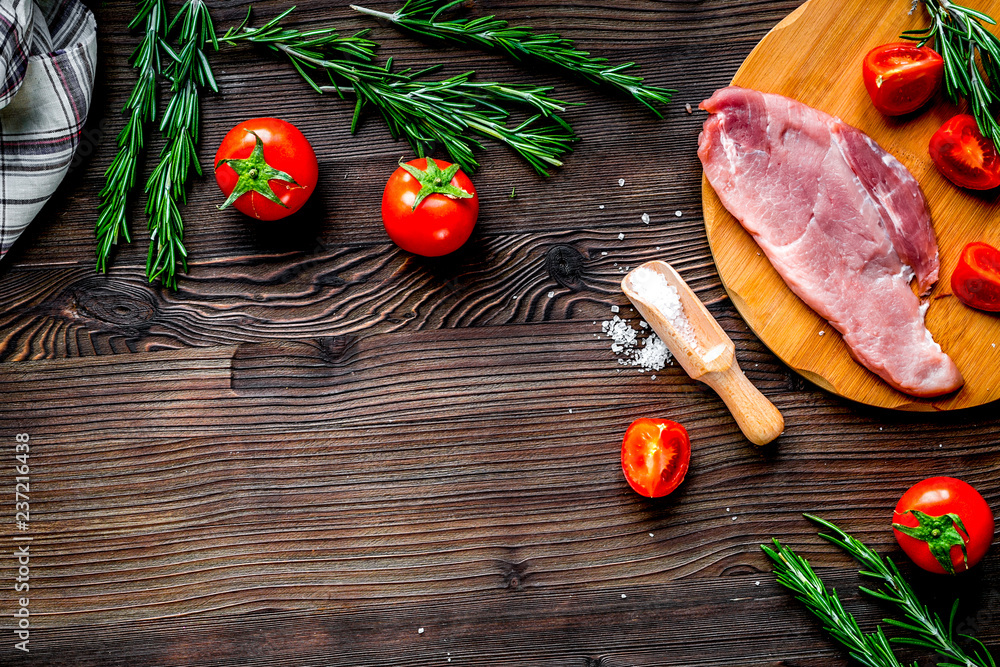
(699, 86), (963, 398)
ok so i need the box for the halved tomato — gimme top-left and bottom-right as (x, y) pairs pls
(621, 419), (691, 498)
(952, 241), (1000, 312)
(929, 114), (1000, 190)
(862, 42), (943, 116)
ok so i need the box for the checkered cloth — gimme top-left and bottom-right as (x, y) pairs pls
(0, 0), (96, 258)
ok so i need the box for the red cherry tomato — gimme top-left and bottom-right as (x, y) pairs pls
(620, 419), (691, 498)
(929, 114), (1000, 190)
(952, 241), (1000, 312)
(214, 118), (318, 221)
(381, 157), (479, 257)
(862, 42), (943, 116)
(892, 477), (994, 575)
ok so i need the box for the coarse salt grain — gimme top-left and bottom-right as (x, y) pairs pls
(618, 178), (625, 186)
(685, 103), (693, 114)
(418, 628), (424, 634)
(618, 233), (625, 240)
(547, 291), (555, 298)
(599, 205), (605, 209)
(610, 305), (619, 313)
(626, 266), (697, 345)
(674, 210), (682, 217)
(601, 316), (673, 372)
(641, 213), (650, 224)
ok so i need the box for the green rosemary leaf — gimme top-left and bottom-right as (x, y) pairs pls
(96, 0), (167, 274)
(142, 0), (218, 289)
(222, 8), (578, 175)
(910, 0), (1000, 149)
(761, 539), (909, 667)
(351, 0), (674, 116)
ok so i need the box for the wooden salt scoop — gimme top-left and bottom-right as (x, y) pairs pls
(622, 260), (784, 446)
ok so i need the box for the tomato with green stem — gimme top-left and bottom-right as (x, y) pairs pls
(621, 419), (691, 498)
(892, 477), (994, 574)
(214, 118), (318, 221)
(382, 157), (479, 257)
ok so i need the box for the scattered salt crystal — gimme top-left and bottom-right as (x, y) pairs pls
(626, 266), (697, 345)
(568, 409), (573, 413)
(618, 178), (625, 186)
(639, 321), (648, 328)
(418, 628), (424, 634)
(599, 205), (605, 209)
(655, 247), (661, 251)
(547, 291), (555, 298)
(601, 316), (673, 371)
(621, 594), (627, 599)
(675, 210), (682, 217)
(641, 213), (650, 224)
(649, 533), (654, 537)
(601, 251), (608, 256)
(754, 581), (760, 586)
(726, 507), (730, 512)
(685, 103), (693, 114)
(732, 516), (737, 521)
(611, 305), (620, 313)
(618, 233), (625, 240)
(818, 330), (825, 336)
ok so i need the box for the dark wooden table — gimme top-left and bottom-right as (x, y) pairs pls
(2, 0), (999, 664)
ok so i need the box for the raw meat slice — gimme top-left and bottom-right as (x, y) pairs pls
(699, 86), (963, 398)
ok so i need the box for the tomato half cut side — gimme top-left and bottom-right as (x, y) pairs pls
(621, 418), (691, 498)
(862, 42), (943, 116)
(951, 241), (1000, 312)
(929, 114), (1000, 190)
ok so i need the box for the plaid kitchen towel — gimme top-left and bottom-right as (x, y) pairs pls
(0, 0), (96, 258)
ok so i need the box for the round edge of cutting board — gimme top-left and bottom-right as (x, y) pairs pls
(701, 0), (1000, 412)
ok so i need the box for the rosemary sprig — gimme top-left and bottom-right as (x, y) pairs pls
(806, 514), (997, 667)
(143, 0), (218, 288)
(351, 0), (674, 116)
(761, 538), (912, 667)
(904, 0), (1000, 148)
(95, 0), (166, 273)
(221, 8), (578, 175)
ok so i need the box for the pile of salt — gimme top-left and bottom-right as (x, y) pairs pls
(626, 266), (697, 345)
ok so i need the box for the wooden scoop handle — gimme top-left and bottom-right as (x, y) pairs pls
(700, 358), (784, 446)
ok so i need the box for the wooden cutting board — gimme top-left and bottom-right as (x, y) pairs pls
(701, 0), (1000, 411)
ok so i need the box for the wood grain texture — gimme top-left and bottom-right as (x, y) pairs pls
(702, 0), (1000, 411)
(1, 0), (999, 665)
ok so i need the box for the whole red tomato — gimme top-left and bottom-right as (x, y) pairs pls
(214, 118), (318, 221)
(862, 42), (943, 116)
(951, 241), (1000, 312)
(892, 477), (995, 574)
(929, 114), (1000, 190)
(382, 157), (478, 257)
(621, 418), (691, 498)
